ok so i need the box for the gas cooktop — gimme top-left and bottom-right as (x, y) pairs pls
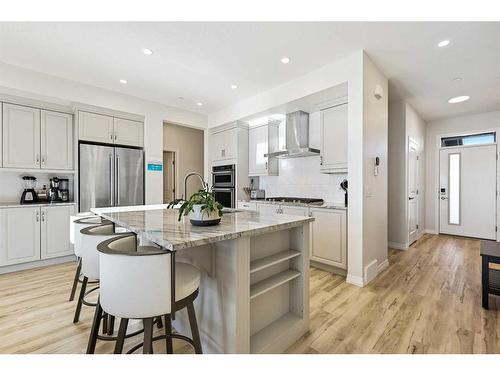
(265, 197), (324, 205)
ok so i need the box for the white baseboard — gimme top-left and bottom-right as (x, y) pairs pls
(377, 259), (389, 273)
(388, 241), (409, 250)
(0, 255), (76, 275)
(346, 274), (365, 287)
(424, 229), (438, 235)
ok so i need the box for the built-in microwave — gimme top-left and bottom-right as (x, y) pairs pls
(212, 164), (235, 188)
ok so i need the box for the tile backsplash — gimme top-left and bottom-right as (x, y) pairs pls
(258, 156), (347, 203)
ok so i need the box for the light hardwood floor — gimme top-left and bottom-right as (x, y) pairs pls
(0, 234), (499, 354)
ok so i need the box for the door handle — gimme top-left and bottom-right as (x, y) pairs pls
(109, 155), (113, 205)
(116, 156), (120, 205)
(440, 196), (448, 200)
(409, 197), (414, 200)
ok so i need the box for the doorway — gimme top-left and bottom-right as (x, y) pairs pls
(439, 141), (497, 239)
(408, 139), (419, 245)
(163, 151), (177, 203)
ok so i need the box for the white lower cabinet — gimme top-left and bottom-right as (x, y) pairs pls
(0, 207), (41, 266)
(310, 208), (347, 269)
(0, 205), (75, 267)
(281, 205), (308, 216)
(41, 205), (75, 259)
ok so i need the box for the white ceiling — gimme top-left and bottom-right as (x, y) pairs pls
(0, 22), (498, 121)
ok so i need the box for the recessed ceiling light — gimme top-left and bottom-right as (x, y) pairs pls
(119, 79), (127, 84)
(281, 57), (290, 64)
(448, 95), (470, 104)
(231, 84), (238, 90)
(452, 77), (463, 82)
(438, 40), (450, 48)
(143, 48), (153, 55)
(196, 102), (203, 106)
(178, 96), (184, 100)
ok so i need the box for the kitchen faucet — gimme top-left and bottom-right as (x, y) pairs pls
(183, 172), (208, 200)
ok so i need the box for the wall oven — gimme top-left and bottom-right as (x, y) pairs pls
(212, 164), (236, 208)
(212, 164), (235, 188)
(212, 187), (235, 209)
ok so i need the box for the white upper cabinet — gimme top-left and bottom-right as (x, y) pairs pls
(2, 103), (41, 169)
(248, 123), (279, 177)
(0, 207), (41, 266)
(113, 118), (144, 147)
(40, 205), (75, 259)
(210, 127), (237, 162)
(320, 103), (348, 173)
(310, 208), (347, 269)
(79, 111), (144, 147)
(78, 111), (114, 144)
(41, 110), (73, 170)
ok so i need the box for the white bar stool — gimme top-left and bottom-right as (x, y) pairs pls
(87, 235), (202, 354)
(73, 223), (134, 331)
(68, 216), (109, 301)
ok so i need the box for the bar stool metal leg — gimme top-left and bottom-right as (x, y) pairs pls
(187, 302), (202, 354)
(69, 257), (82, 302)
(114, 318), (129, 354)
(86, 298), (103, 354)
(143, 318), (154, 354)
(164, 314), (173, 354)
(73, 276), (88, 323)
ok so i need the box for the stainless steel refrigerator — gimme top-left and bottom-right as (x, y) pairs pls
(79, 144), (144, 212)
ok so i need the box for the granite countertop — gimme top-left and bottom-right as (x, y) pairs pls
(93, 206), (314, 251)
(241, 199), (348, 211)
(0, 201), (76, 208)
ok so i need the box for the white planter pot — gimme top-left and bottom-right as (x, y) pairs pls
(188, 204), (221, 222)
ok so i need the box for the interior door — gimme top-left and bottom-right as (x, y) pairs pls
(163, 151), (176, 203)
(439, 144), (497, 239)
(115, 147), (144, 207)
(408, 140), (419, 245)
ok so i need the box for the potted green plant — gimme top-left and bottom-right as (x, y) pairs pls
(171, 189), (224, 226)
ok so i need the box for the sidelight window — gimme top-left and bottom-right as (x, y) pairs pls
(448, 153), (461, 225)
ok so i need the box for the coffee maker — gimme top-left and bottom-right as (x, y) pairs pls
(20, 176), (38, 204)
(59, 178), (69, 202)
(48, 177), (62, 202)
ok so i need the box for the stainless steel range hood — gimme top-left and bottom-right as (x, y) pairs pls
(264, 110), (320, 159)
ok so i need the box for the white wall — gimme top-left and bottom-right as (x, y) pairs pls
(258, 111), (347, 203)
(361, 53), (389, 284)
(0, 61), (207, 206)
(388, 101), (426, 249)
(425, 110), (500, 233)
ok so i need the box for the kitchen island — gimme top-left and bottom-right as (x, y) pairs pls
(91, 205), (313, 354)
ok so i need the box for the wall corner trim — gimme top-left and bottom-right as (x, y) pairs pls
(346, 274), (365, 287)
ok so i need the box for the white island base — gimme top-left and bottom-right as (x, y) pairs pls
(172, 224), (310, 354)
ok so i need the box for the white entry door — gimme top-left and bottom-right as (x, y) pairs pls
(408, 140), (419, 245)
(439, 144), (497, 239)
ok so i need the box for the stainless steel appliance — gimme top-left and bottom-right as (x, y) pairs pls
(250, 189), (265, 199)
(212, 164), (235, 187)
(212, 187), (235, 208)
(264, 111), (320, 159)
(59, 178), (69, 202)
(48, 177), (62, 202)
(79, 144), (144, 212)
(265, 197), (324, 205)
(20, 176), (38, 204)
(212, 164), (236, 208)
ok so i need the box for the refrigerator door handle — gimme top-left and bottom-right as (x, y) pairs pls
(109, 154), (114, 206)
(116, 155), (120, 205)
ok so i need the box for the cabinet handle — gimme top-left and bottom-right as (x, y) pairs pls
(36, 154), (40, 165)
(41, 211), (45, 222)
(114, 132), (117, 140)
(41, 155), (46, 165)
(265, 161), (268, 170)
(36, 211), (39, 222)
(221, 149), (225, 157)
(110, 133), (113, 140)
(320, 156), (323, 165)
